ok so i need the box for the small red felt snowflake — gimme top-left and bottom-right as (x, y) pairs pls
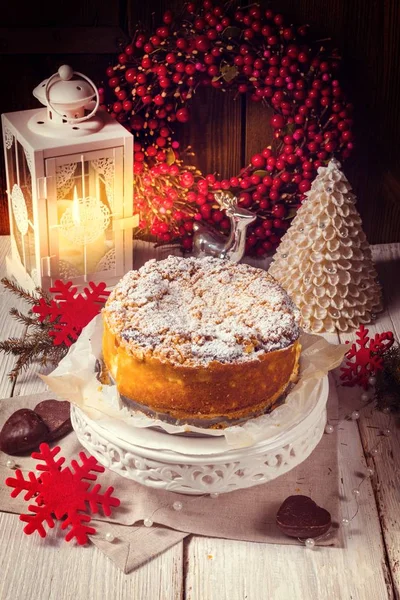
(5, 443), (120, 545)
(33, 281), (109, 346)
(340, 325), (394, 389)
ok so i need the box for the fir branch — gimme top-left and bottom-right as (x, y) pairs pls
(0, 332), (57, 358)
(0, 274), (99, 381)
(35, 286), (52, 303)
(9, 353), (34, 381)
(1, 277), (41, 305)
(0, 337), (36, 356)
(9, 308), (41, 328)
(4, 336), (67, 381)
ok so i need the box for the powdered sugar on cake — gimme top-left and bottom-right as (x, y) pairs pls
(104, 256), (300, 367)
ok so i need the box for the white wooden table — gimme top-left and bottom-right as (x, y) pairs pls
(0, 237), (399, 600)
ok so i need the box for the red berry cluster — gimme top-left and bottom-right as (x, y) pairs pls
(102, 1), (354, 256)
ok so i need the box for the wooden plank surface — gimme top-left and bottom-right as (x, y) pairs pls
(0, 239), (31, 399)
(0, 512), (183, 600)
(2, 0), (122, 28)
(180, 85), (243, 182)
(0, 27), (128, 54)
(0, 234), (185, 597)
(185, 372), (393, 600)
(1, 237), (399, 599)
(335, 244), (400, 597)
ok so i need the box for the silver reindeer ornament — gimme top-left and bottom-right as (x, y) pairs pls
(192, 192), (256, 263)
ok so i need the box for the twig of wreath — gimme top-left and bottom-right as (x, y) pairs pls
(102, 1), (354, 257)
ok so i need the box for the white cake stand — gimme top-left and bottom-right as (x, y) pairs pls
(71, 375), (329, 495)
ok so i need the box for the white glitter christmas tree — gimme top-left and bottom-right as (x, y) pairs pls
(268, 159), (383, 333)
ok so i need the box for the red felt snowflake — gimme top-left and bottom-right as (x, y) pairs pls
(340, 325), (394, 389)
(33, 281), (110, 346)
(5, 443), (120, 545)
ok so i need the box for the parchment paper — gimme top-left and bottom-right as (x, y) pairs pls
(41, 315), (346, 448)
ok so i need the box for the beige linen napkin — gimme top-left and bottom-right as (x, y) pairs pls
(0, 378), (342, 573)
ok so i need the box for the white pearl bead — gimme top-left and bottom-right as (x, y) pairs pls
(368, 376), (377, 386)
(6, 459), (16, 469)
(305, 538), (315, 549)
(144, 518), (153, 528)
(370, 447), (379, 456)
(210, 493), (219, 499)
(351, 411), (360, 420)
(105, 532), (115, 543)
(352, 488), (360, 496)
(361, 392), (369, 402)
(173, 501), (183, 511)
(366, 467), (374, 477)
(383, 428), (391, 437)
(341, 518), (350, 527)
(324, 424), (334, 434)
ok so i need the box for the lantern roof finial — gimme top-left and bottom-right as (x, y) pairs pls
(58, 65), (74, 81)
(32, 65), (99, 125)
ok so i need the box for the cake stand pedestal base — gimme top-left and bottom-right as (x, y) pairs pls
(71, 376), (329, 495)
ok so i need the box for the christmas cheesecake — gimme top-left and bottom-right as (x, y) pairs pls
(102, 256), (301, 423)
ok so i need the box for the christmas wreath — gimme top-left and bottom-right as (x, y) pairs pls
(102, 1), (354, 256)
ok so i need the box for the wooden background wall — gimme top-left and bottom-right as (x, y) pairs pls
(0, 0), (399, 243)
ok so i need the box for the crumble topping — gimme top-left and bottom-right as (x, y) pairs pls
(104, 256), (300, 367)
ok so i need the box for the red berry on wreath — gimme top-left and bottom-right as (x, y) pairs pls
(180, 172), (195, 188)
(108, 77), (119, 88)
(298, 180), (312, 193)
(176, 107), (190, 123)
(130, 115), (144, 131)
(154, 95), (165, 106)
(270, 114), (285, 129)
(103, 3), (354, 256)
(195, 36), (210, 52)
(239, 192), (252, 208)
(251, 154), (265, 168)
(113, 102), (123, 113)
(116, 89), (127, 101)
(272, 204), (286, 219)
(182, 237), (193, 250)
(125, 68), (136, 83)
(163, 10), (173, 24)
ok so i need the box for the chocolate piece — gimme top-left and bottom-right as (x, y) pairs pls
(34, 399), (72, 441)
(0, 409), (49, 455)
(276, 495), (331, 539)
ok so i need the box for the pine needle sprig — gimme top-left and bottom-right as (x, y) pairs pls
(0, 278), (65, 381)
(9, 308), (43, 328)
(0, 277), (108, 381)
(0, 336), (37, 355)
(0, 334), (68, 381)
(1, 277), (41, 305)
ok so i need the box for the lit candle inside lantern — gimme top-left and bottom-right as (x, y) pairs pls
(58, 186), (111, 276)
(72, 186), (81, 226)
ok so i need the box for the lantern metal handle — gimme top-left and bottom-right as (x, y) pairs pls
(44, 65), (100, 124)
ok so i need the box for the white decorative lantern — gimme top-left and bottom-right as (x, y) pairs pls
(1, 65), (136, 291)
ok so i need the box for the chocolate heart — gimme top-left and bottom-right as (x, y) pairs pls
(0, 409), (50, 455)
(34, 400), (72, 441)
(276, 495), (331, 539)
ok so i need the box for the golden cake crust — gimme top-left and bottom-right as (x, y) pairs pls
(102, 256), (301, 422)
